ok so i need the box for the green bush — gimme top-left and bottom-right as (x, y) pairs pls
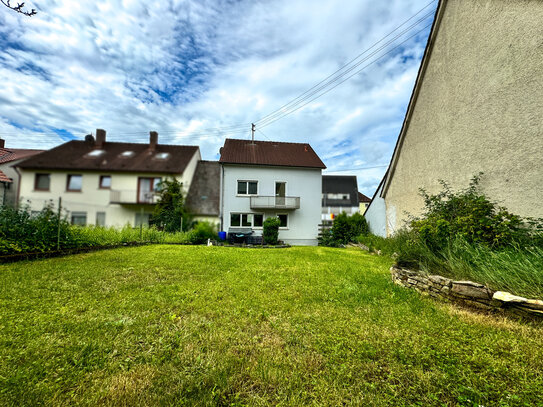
(320, 212), (370, 246)
(411, 174), (540, 250)
(152, 178), (191, 232)
(186, 221), (216, 245)
(263, 217), (281, 245)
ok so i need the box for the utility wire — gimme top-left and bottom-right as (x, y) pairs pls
(258, 22), (433, 129)
(253, 1), (437, 127)
(324, 164), (389, 172)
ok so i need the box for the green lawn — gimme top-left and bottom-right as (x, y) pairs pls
(1, 246), (542, 406)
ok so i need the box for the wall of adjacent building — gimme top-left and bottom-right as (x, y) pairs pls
(383, 0), (543, 234)
(0, 158), (26, 207)
(18, 169), (191, 227)
(221, 164), (322, 245)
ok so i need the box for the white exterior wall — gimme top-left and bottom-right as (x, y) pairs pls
(364, 182), (387, 237)
(17, 150), (200, 227)
(221, 164), (322, 246)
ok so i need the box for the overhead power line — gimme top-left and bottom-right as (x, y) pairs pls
(257, 21), (433, 129)
(253, 0), (437, 129)
(324, 164), (389, 172)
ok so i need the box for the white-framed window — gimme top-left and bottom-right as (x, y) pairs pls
(277, 213), (288, 228)
(71, 211), (87, 226)
(230, 212), (264, 228)
(237, 180), (258, 195)
(67, 174), (83, 191)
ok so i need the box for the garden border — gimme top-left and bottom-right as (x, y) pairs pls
(391, 266), (543, 319)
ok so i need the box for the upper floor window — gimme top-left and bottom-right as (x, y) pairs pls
(99, 175), (111, 189)
(67, 174), (82, 191)
(237, 180), (258, 195)
(138, 177), (161, 203)
(34, 173), (50, 191)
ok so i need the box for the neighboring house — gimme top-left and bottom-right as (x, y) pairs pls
(0, 139), (44, 207)
(366, 0), (543, 236)
(16, 129), (201, 227)
(358, 192), (371, 213)
(219, 138), (326, 246)
(321, 175), (359, 225)
(185, 160), (220, 227)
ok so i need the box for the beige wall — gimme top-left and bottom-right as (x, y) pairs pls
(18, 151), (200, 228)
(383, 0), (543, 234)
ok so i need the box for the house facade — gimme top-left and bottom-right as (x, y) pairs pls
(366, 0), (543, 236)
(0, 139), (44, 207)
(16, 129), (201, 227)
(219, 138), (325, 246)
(321, 175), (360, 225)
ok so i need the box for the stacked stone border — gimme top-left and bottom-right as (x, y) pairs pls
(391, 266), (543, 319)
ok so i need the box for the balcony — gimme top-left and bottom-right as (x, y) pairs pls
(110, 189), (158, 204)
(250, 196), (300, 210)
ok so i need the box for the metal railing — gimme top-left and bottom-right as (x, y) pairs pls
(110, 190), (157, 204)
(250, 196), (300, 210)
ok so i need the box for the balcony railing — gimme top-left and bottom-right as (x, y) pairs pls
(110, 190), (158, 204)
(250, 196), (300, 210)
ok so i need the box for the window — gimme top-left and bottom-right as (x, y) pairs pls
(138, 177), (161, 203)
(230, 213), (264, 228)
(96, 212), (106, 226)
(254, 214), (264, 227)
(71, 211), (87, 226)
(326, 193), (350, 200)
(99, 175), (111, 189)
(277, 214), (288, 228)
(67, 174), (82, 191)
(34, 173), (50, 191)
(231, 213), (241, 227)
(237, 180), (258, 195)
(135, 212), (151, 227)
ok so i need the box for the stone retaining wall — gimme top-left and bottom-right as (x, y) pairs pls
(391, 266), (543, 319)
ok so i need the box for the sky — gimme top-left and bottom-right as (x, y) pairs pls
(0, 0), (436, 197)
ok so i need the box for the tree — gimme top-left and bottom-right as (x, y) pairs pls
(1, 1), (36, 16)
(152, 178), (190, 233)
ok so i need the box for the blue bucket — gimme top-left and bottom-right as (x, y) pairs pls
(218, 231), (227, 241)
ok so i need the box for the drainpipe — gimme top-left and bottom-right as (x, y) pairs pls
(14, 166), (22, 209)
(220, 164), (224, 231)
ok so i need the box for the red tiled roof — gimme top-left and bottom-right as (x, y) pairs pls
(358, 192), (371, 203)
(17, 140), (199, 174)
(0, 148), (44, 164)
(0, 169), (11, 183)
(219, 139), (326, 169)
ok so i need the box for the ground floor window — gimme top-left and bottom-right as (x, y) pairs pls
(277, 214), (288, 228)
(230, 213), (264, 228)
(71, 211), (87, 226)
(135, 212), (151, 227)
(96, 212), (106, 227)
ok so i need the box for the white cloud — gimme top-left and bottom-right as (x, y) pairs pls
(0, 0), (435, 195)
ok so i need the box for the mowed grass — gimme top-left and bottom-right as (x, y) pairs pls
(1, 246), (542, 406)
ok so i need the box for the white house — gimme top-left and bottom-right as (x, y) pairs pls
(219, 138), (326, 246)
(16, 129), (201, 227)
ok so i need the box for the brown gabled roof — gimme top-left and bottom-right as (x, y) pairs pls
(219, 138), (326, 169)
(185, 161), (220, 217)
(0, 169), (12, 183)
(17, 140), (199, 174)
(0, 148), (45, 164)
(358, 192), (371, 203)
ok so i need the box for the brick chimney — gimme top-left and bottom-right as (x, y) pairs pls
(95, 129), (106, 148)
(0, 139), (4, 149)
(149, 131), (158, 151)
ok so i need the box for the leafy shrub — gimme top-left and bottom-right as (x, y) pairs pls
(331, 212), (369, 244)
(186, 221), (216, 244)
(263, 217), (281, 245)
(411, 174), (540, 250)
(152, 178), (191, 232)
